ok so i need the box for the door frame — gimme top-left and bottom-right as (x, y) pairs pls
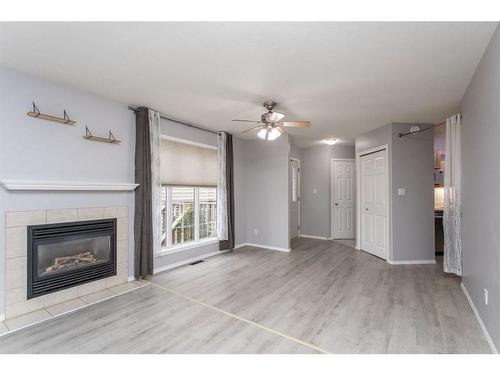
(355, 144), (392, 262)
(290, 157), (301, 239)
(330, 158), (356, 240)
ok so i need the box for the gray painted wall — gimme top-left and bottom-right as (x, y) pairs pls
(355, 122), (434, 262)
(461, 24), (500, 350)
(300, 144), (355, 238)
(154, 119), (220, 270)
(234, 135), (290, 250)
(0, 67), (136, 316)
(390, 123), (434, 262)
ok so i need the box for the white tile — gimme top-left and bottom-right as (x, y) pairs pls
(6, 297), (45, 319)
(6, 286), (27, 306)
(105, 263), (129, 288)
(5, 257), (27, 290)
(5, 309), (51, 331)
(79, 289), (115, 304)
(47, 208), (78, 224)
(77, 207), (104, 220)
(45, 298), (86, 316)
(117, 218), (128, 240)
(6, 210), (46, 228)
(44, 288), (78, 307)
(104, 206), (128, 219)
(0, 322), (8, 335)
(107, 282), (141, 295)
(5, 227), (27, 259)
(117, 239), (128, 264)
(77, 280), (106, 297)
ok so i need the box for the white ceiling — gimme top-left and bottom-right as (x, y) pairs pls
(0, 22), (496, 147)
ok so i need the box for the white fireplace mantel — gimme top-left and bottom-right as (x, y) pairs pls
(0, 179), (139, 191)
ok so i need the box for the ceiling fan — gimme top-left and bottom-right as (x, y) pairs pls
(232, 101), (311, 141)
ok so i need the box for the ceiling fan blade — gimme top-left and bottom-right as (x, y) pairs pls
(232, 119), (260, 123)
(241, 126), (261, 134)
(277, 124), (287, 134)
(281, 121), (311, 128)
(268, 111), (286, 122)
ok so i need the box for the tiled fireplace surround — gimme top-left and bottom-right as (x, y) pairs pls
(3, 206), (141, 328)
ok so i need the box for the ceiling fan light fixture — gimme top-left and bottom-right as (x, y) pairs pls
(322, 138), (338, 146)
(257, 127), (282, 141)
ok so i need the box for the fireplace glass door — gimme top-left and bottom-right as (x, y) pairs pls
(28, 219), (117, 299)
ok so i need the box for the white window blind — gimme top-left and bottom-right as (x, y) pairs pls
(160, 138), (217, 186)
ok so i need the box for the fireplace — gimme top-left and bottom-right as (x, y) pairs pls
(27, 219), (117, 299)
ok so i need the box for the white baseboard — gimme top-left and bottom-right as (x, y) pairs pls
(127, 276), (136, 282)
(300, 234), (329, 240)
(235, 243), (291, 253)
(0, 313), (5, 322)
(153, 250), (229, 274)
(387, 259), (436, 265)
(461, 282), (497, 354)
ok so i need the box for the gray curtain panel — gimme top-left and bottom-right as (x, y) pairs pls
(134, 107), (154, 277)
(219, 133), (235, 251)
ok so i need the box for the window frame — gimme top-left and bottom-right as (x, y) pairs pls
(159, 184), (217, 256)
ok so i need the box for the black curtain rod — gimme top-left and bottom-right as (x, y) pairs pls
(398, 121), (446, 138)
(128, 105), (220, 135)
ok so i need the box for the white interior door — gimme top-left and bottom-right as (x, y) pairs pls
(332, 160), (355, 239)
(360, 149), (388, 259)
(289, 159), (300, 239)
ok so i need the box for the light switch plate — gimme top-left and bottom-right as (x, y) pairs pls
(398, 188), (406, 196)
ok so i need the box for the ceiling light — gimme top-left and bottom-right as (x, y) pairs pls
(322, 138), (338, 145)
(257, 127), (282, 141)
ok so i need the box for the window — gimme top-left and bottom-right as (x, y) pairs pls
(159, 137), (218, 253)
(161, 186), (217, 250)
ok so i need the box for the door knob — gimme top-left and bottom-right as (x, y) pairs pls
(334, 202), (339, 206)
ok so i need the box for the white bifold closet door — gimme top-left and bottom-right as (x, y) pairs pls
(360, 149), (388, 259)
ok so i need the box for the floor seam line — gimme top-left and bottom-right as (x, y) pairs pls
(147, 280), (331, 354)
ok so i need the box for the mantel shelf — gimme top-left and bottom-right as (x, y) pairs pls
(0, 180), (139, 191)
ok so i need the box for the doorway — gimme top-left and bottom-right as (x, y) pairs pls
(289, 158), (300, 240)
(358, 148), (389, 260)
(331, 159), (356, 239)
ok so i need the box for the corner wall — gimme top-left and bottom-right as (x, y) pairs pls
(0, 67), (136, 318)
(355, 122), (434, 262)
(233, 135), (290, 251)
(461, 24), (500, 351)
(300, 144), (355, 239)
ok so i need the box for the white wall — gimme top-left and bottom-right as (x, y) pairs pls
(234, 135), (290, 251)
(461, 24), (500, 351)
(0, 67), (136, 317)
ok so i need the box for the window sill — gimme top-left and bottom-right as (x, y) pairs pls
(156, 238), (219, 257)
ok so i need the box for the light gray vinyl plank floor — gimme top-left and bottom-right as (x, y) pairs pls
(0, 238), (491, 353)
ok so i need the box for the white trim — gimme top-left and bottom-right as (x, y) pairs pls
(387, 259), (436, 265)
(300, 234), (329, 240)
(127, 276), (136, 282)
(153, 250), (229, 274)
(161, 134), (217, 150)
(289, 157), (301, 240)
(330, 158), (356, 240)
(234, 243), (291, 253)
(156, 238), (218, 256)
(0, 180), (139, 191)
(461, 282), (498, 354)
(0, 314), (5, 322)
(356, 144), (392, 260)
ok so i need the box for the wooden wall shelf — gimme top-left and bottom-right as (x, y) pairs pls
(83, 126), (121, 144)
(27, 102), (76, 125)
